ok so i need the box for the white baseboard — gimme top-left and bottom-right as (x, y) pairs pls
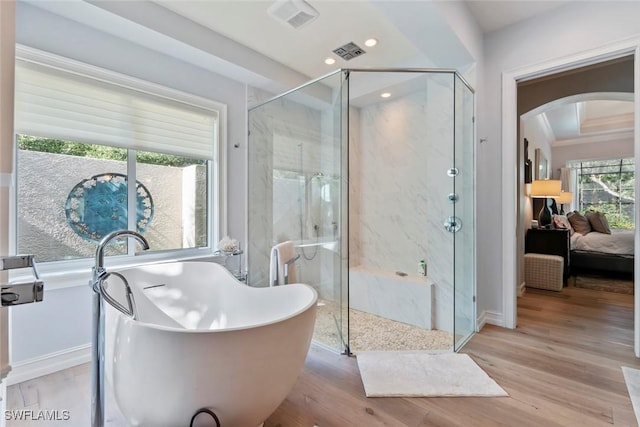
(477, 310), (504, 331)
(6, 344), (91, 386)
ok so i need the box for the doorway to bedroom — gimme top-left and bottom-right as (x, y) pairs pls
(515, 52), (636, 351)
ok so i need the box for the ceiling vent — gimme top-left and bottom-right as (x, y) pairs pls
(267, 0), (319, 29)
(332, 42), (366, 61)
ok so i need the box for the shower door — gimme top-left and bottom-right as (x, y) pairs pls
(247, 70), (349, 354)
(452, 74), (476, 350)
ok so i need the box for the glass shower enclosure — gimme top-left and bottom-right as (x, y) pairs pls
(247, 68), (474, 354)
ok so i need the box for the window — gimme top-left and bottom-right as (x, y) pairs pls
(14, 49), (225, 264)
(568, 158), (634, 229)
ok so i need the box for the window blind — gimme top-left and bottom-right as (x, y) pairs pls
(14, 60), (217, 160)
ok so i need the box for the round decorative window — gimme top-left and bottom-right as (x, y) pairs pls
(65, 173), (154, 242)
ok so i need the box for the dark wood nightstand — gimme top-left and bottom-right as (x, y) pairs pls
(525, 228), (570, 281)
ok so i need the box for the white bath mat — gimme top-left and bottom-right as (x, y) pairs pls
(622, 366), (640, 424)
(356, 351), (509, 398)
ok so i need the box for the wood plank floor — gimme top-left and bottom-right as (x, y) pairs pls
(265, 286), (640, 427)
(7, 285), (640, 426)
(6, 362), (127, 426)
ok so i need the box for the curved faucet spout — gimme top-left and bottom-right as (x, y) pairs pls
(91, 229), (148, 427)
(94, 230), (150, 278)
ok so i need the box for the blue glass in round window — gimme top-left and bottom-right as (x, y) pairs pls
(65, 173), (154, 242)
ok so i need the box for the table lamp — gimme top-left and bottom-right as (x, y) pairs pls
(530, 180), (562, 228)
(554, 191), (573, 215)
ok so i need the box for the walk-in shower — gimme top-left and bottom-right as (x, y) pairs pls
(247, 68), (475, 353)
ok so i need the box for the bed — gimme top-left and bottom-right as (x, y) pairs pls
(557, 211), (635, 277)
(570, 229), (634, 276)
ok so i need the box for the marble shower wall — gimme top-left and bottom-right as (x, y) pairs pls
(247, 85), (342, 294)
(349, 73), (457, 332)
(249, 73), (472, 335)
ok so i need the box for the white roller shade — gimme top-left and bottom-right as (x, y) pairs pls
(15, 61), (217, 160)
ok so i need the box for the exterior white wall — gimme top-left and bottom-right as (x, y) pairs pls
(481, 1), (640, 323)
(17, 151), (204, 262)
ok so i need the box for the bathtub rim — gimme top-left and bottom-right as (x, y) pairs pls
(105, 260), (318, 334)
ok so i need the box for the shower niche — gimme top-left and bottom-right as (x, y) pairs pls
(248, 69), (475, 354)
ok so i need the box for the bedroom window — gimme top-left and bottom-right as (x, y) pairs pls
(14, 49), (226, 266)
(568, 158), (634, 229)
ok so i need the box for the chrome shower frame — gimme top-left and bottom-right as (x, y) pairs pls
(248, 67), (476, 355)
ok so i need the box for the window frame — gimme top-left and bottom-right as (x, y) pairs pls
(568, 156), (635, 228)
(12, 45), (227, 289)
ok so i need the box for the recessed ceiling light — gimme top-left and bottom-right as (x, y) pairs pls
(380, 92), (391, 98)
(364, 38), (378, 47)
(324, 57), (336, 65)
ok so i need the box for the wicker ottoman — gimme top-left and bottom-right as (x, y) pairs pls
(524, 253), (564, 291)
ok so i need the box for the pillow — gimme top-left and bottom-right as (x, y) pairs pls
(552, 214), (574, 235)
(567, 211), (592, 235)
(585, 211), (611, 234)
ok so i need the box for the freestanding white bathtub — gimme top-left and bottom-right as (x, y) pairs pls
(103, 261), (317, 427)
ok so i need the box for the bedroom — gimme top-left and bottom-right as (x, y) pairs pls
(519, 55), (635, 298)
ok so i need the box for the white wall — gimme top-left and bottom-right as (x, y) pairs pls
(481, 1), (640, 322)
(0, 0), (16, 410)
(433, 0), (483, 88)
(552, 136), (635, 172)
(9, 3), (248, 370)
(523, 116), (553, 179)
(17, 2), (248, 242)
(522, 115), (554, 230)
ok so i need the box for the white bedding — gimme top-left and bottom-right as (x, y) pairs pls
(570, 229), (635, 255)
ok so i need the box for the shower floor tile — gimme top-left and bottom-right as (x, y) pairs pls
(313, 299), (453, 353)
